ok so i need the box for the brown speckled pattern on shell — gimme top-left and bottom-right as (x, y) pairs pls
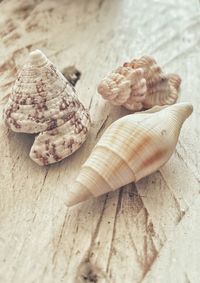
(3, 50), (90, 166)
(97, 56), (181, 111)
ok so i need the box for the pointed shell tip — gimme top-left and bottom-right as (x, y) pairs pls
(65, 192), (78, 207)
(176, 102), (193, 117)
(29, 49), (47, 66)
(65, 182), (93, 207)
(185, 103), (193, 116)
(29, 49), (43, 58)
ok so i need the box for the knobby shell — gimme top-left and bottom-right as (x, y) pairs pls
(98, 56), (181, 111)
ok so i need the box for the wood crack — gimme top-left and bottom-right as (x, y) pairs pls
(35, 168), (49, 201)
(95, 115), (109, 139)
(184, 273), (191, 283)
(52, 210), (68, 264)
(106, 188), (123, 273)
(75, 194), (109, 282)
(138, 194), (198, 283)
(88, 95), (94, 111)
(89, 194), (109, 256)
(98, 0), (105, 9)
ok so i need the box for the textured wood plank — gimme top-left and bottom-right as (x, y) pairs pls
(0, 0), (199, 282)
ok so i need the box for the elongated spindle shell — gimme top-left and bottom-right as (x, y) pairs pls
(66, 102), (193, 207)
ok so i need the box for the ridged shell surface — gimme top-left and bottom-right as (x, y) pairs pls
(3, 50), (90, 165)
(98, 56), (181, 111)
(65, 103), (193, 207)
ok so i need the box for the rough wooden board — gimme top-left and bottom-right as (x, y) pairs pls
(0, 0), (199, 282)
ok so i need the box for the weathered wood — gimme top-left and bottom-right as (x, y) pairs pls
(0, 0), (199, 282)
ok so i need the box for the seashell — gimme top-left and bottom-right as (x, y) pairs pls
(3, 50), (90, 166)
(65, 102), (193, 207)
(97, 56), (181, 111)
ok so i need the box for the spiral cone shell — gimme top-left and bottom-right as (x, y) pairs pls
(3, 50), (90, 165)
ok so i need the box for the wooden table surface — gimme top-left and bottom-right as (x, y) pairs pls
(0, 0), (199, 282)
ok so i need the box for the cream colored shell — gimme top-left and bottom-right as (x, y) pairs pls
(66, 102), (193, 207)
(3, 50), (90, 166)
(97, 56), (181, 111)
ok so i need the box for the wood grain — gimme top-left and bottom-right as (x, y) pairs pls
(0, 0), (199, 282)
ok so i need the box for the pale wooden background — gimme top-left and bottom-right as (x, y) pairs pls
(0, 0), (199, 282)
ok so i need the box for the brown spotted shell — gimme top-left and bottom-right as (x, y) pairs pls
(3, 50), (90, 166)
(97, 56), (181, 111)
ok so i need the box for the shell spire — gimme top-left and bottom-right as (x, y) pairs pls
(3, 49), (90, 165)
(97, 56), (181, 111)
(66, 102), (193, 207)
(29, 49), (48, 66)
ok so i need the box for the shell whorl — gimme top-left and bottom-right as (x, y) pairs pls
(3, 50), (91, 165)
(66, 102), (193, 207)
(29, 49), (48, 66)
(97, 56), (181, 111)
